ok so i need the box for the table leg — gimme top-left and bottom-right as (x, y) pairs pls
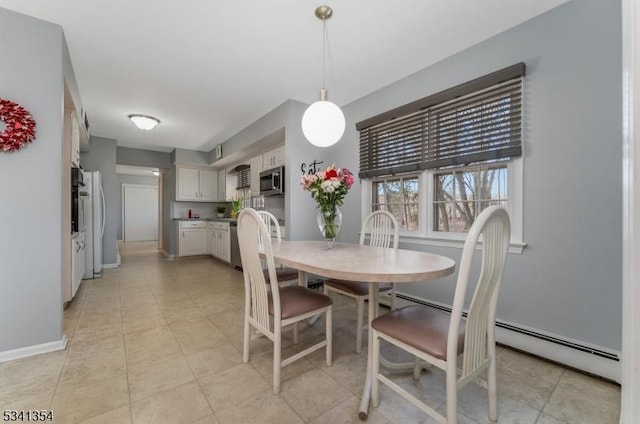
(358, 282), (378, 420)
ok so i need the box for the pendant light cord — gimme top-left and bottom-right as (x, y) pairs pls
(321, 18), (327, 100)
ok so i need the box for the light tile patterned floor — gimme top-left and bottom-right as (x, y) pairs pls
(0, 241), (620, 423)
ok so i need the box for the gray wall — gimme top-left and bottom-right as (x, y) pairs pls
(117, 146), (171, 169)
(162, 167), (177, 256)
(333, 0), (621, 350)
(173, 148), (210, 166)
(80, 137), (119, 266)
(116, 174), (159, 239)
(0, 8), (65, 352)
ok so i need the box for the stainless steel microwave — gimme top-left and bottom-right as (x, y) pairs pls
(260, 166), (284, 196)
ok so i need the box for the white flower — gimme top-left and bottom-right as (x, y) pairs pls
(321, 181), (335, 193)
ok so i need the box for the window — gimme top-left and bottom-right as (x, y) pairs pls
(357, 64), (525, 249)
(372, 174), (420, 231)
(433, 163), (507, 233)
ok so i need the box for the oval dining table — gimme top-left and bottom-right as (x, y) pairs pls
(267, 240), (456, 420)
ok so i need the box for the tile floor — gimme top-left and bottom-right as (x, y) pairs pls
(0, 241), (620, 424)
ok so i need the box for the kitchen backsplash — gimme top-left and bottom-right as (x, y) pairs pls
(172, 196), (283, 221)
(172, 201), (230, 219)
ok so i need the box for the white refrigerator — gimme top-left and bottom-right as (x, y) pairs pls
(83, 171), (105, 279)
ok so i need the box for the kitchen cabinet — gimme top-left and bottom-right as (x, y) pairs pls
(249, 155), (262, 197)
(71, 112), (80, 167)
(262, 145), (285, 170)
(178, 221), (208, 256)
(209, 221), (231, 262)
(71, 231), (85, 299)
(66, 109), (88, 168)
(176, 166), (219, 201)
(217, 169), (226, 201)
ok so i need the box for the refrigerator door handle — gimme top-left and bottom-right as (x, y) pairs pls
(100, 185), (106, 238)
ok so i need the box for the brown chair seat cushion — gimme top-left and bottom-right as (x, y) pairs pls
(324, 279), (392, 296)
(371, 305), (465, 360)
(263, 266), (299, 284)
(268, 286), (332, 319)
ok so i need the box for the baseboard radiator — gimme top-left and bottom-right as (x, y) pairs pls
(379, 292), (621, 383)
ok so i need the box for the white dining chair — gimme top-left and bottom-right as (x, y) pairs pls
(256, 210), (299, 285)
(371, 206), (511, 424)
(323, 210), (399, 353)
(238, 208), (333, 395)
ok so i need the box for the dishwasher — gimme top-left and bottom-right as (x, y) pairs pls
(229, 221), (242, 270)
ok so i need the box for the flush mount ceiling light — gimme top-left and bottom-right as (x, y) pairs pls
(301, 5), (345, 148)
(128, 114), (160, 131)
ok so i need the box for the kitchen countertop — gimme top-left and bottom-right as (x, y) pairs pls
(173, 216), (285, 225)
(173, 218), (237, 222)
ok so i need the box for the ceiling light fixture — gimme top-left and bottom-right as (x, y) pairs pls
(301, 5), (345, 148)
(128, 114), (160, 131)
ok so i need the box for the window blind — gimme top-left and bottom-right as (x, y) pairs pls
(358, 63), (525, 178)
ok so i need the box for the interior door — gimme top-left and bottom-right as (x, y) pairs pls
(123, 185), (158, 241)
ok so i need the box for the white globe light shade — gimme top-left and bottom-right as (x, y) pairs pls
(301, 100), (346, 147)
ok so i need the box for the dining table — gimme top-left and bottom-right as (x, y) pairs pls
(267, 240), (456, 420)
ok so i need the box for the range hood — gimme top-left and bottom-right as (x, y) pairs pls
(232, 164), (250, 189)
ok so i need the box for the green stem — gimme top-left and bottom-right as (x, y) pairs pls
(320, 206), (338, 239)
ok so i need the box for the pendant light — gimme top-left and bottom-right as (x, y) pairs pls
(301, 5), (345, 148)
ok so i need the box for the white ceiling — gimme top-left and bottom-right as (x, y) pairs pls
(1, 0), (569, 153)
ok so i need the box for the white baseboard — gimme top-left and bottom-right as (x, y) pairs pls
(380, 291), (621, 383)
(0, 336), (68, 363)
(494, 323), (620, 383)
(162, 250), (176, 260)
(102, 263), (119, 269)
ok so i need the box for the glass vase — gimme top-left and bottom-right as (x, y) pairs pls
(317, 205), (342, 249)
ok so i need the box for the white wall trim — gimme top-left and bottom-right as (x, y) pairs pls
(0, 336), (68, 363)
(621, 0), (640, 420)
(102, 263), (119, 269)
(494, 325), (620, 383)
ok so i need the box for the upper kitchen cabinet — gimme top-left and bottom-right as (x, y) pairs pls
(199, 168), (218, 201)
(70, 111), (79, 166)
(66, 109), (88, 167)
(262, 145), (285, 170)
(176, 165), (219, 201)
(217, 169), (226, 201)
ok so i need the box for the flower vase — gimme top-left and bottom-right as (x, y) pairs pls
(317, 206), (342, 249)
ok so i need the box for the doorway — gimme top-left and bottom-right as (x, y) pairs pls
(122, 184), (158, 241)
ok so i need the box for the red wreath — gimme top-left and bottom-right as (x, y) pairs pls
(0, 98), (37, 152)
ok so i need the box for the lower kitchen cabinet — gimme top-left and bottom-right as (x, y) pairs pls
(178, 221), (208, 256)
(71, 231), (85, 300)
(209, 221), (231, 262)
